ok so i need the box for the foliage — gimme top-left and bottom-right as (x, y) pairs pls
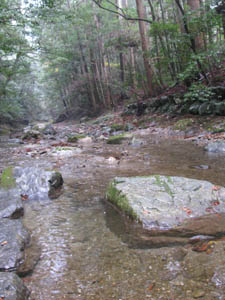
(184, 84), (216, 103)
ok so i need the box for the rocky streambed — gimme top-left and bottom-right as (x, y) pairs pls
(1, 118), (225, 299)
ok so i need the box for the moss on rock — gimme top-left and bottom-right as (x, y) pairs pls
(106, 134), (127, 144)
(0, 167), (16, 189)
(106, 181), (138, 220)
(67, 135), (86, 143)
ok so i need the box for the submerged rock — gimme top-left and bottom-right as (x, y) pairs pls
(106, 176), (225, 246)
(0, 189), (23, 219)
(205, 141), (225, 153)
(0, 219), (29, 271)
(0, 272), (30, 300)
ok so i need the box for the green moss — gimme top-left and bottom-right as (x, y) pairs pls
(0, 128), (11, 136)
(0, 167), (16, 189)
(153, 175), (174, 197)
(106, 182), (138, 220)
(107, 134), (127, 144)
(111, 123), (124, 132)
(67, 135), (86, 143)
(173, 118), (194, 131)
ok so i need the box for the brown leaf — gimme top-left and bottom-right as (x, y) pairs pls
(212, 185), (221, 191)
(0, 241), (8, 246)
(182, 207), (192, 215)
(148, 282), (155, 291)
(21, 194), (29, 201)
(212, 200), (220, 206)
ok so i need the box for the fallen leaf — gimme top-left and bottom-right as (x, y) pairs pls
(212, 200), (220, 206)
(21, 194), (29, 201)
(212, 185), (221, 191)
(182, 207), (192, 215)
(0, 241), (8, 246)
(205, 207), (214, 213)
(147, 282), (155, 291)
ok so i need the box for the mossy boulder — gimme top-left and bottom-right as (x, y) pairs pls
(110, 123), (124, 132)
(106, 176), (225, 246)
(22, 130), (42, 140)
(67, 135), (86, 143)
(106, 134), (130, 145)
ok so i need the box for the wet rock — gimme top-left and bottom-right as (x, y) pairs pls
(211, 267), (225, 286)
(22, 130), (42, 140)
(17, 238), (41, 277)
(0, 189), (24, 219)
(106, 176), (225, 246)
(13, 167), (63, 200)
(204, 141), (225, 153)
(0, 272), (30, 300)
(0, 219), (29, 271)
(54, 113), (67, 123)
(107, 134), (128, 145)
(192, 289), (205, 298)
(78, 136), (92, 144)
(42, 124), (57, 135)
(129, 137), (145, 147)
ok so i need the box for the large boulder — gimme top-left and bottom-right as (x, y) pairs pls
(13, 167), (63, 200)
(0, 189), (23, 219)
(0, 272), (29, 300)
(106, 176), (225, 246)
(0, 219), (29, 271)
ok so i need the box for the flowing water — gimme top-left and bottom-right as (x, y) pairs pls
(1, 134), (225, 299)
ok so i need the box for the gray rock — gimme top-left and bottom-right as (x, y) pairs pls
(0, 219), (29, 271)
(205, 141), (225, 153)
(0, 272), (30, 300)
(42, 124), (56, 135)
(106, 176), (225, 246)
(198, 102), (215, 115)
(215, 101), (225, 116)
(0, 189), (23, 219)
(189, 103), (201, 115)
(13, 167), (63, 200)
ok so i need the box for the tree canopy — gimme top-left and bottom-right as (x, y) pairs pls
(0, 0), (224, 123)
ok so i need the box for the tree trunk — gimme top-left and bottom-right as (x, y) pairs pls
(135, 0), (153, 96)
(187, 0), (204, 51)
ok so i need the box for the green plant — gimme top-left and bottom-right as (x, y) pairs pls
(173, 118), (194, 130)
(184, 84), (215, 103)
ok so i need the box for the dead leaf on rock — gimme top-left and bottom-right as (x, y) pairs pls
(0, 241), (8, 246)
(212, 185), (221, 191)
(21, 194), (29, 201)
(212, 200), (220, 206)
(147, 282), (155, 291)
(182, 207), (192, 215)
(192, 241), (215, 253)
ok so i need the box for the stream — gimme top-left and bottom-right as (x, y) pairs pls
(1, 130), (225, 300)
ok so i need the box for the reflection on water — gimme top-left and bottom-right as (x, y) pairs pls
(2, 137), (225, 299)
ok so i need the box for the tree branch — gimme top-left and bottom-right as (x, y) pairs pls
(91, 0), (152, 24)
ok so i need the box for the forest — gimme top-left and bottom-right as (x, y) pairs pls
(0, 0), (224, 124)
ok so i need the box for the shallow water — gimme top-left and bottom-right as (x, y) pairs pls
(2, 135), (225, 299)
